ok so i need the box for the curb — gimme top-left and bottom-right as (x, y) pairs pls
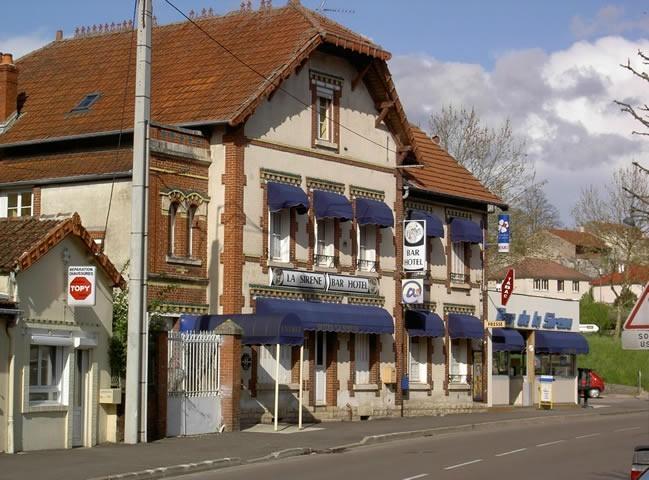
(90, 408), (649, 480)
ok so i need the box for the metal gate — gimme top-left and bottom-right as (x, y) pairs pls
(167, 331), (222, 436)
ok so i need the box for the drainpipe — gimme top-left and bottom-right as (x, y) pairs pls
(5, 271), (19, 453)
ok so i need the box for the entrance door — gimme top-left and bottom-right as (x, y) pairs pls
(472, 350), (483, 402)
(315, 331), (326, 405)
(73, 350), (89, 447)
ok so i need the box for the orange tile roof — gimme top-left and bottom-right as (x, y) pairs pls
(547, 229), (605, 249)
(404, 125), (506, 208)
(0, 4), (390, 145)
(0, 149), (132, 183)
(591, 264), (649, 286)
(0, 214), (125, 288)
(489, 257), (591, 281)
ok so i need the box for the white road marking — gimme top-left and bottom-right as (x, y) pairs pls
(495, 448), (527, 457)
(576, 433), (601, 439)
(444, 459), (483, 470)
(536, 440), (565, 447)
(616, 427), (641, 432)
(402, 474), (428, 480)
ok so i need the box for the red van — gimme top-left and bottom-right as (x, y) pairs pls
(579, 370), (605, 398)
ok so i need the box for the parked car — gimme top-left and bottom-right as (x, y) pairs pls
(579, 369), (605, 398)
(631, 446), (649, 480)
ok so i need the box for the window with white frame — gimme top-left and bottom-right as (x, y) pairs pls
(0, 191), (33, 218)
(168, 202), (179, 256)
(355, 334), (370, 384)
(449, 339), (468, 384)
(316, 218), (335, 267)
(317, 93), (333, 143)
(409, 336), (427, 383)
(258, 345), (292, 384)
(269, 209), (290, 262)
(358, 224), (376, 271)
(533, 278), (549, 291)
(572, 281), (580, 293)
(451, 242), (467, 283)
(187, 204), (197, 257)
(29, 345), (66, 404)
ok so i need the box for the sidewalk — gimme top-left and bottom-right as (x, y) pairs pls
(1, 396), (646, 480)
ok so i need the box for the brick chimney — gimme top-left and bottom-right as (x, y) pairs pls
(0, 53), (18, 124)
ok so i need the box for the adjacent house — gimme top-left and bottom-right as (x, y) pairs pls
(488, 257), (591, 301)
(543, 228), (606, 278)
(0, 214), (124, 452)
(590, 264), (649, 304)
(0, 1), (508, 435)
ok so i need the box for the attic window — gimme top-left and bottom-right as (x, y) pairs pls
(71, 93), (101, 112)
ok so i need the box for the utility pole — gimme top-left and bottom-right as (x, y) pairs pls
(125, 0), (152, 445)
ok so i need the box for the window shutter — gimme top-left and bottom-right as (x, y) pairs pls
(324, 219), (334, 256)
(280, 209), (290, 261)
(355, 334), (370, 384)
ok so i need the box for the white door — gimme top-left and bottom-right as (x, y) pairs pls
(315, 332), (326, 405)
(72, 350), (89, 447)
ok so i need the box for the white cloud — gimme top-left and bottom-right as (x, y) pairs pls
(389, 36), (649, 224)
(571, 5), (649, 39)
(0, 31), (51, 59)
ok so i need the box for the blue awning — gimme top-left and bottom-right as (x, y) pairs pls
(313, 190), (353, 221)
(492, 328), (525, 352)
(406, 310), (444, 337)
(450, 218), (483, 244)
(409, 209), (444, 238)
(535, 331), (589, 354)
(448, 313), (483, 339)
(256, 298), (394, 334)
(356, 197), (394, 228)
(179, 313), (304, 345)
(267, 182), (308, 214)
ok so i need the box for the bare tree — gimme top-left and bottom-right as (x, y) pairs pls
(572, 166), (649, 337)
(615, 51), (649, 227)
(430, 105), (561, 268)
(430, 105), (533, 203)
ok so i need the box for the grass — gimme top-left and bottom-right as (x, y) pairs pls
(578, 335), (649, 391)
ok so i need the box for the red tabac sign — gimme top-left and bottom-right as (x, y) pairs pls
(67, 266), (96, 306)
(501, 269), (514, 306)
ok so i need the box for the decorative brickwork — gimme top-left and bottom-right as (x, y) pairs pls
(325, 332), (339, 406)
(221, 126), (246, 314)
(369, 334), (381, 396)
(216, 322), (243, 432)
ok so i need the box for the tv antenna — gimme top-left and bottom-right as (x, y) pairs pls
(316, 0), (355, 14)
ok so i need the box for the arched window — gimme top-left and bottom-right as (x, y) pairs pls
(168, 202), (179, 256)
(187, 204), (197, 258)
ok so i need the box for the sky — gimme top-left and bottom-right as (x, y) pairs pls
(2, 0), (649, 225)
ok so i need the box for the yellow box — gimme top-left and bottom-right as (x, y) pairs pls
(99, 388), (122, 404)
(381, 365), (396, 384)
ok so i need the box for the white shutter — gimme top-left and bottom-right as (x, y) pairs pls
(280, 209), (290, 261)
(452, 242), (465, 275)
(259, 345), (292, 384)
(365, 226), (376, 262)
(355, 334), (370, 384)
(324, 219), (334, 256)
(409, 337), (427, 383)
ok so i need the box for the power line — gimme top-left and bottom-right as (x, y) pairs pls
(161, 0), (399, 155)
(102, 0), (139, 252)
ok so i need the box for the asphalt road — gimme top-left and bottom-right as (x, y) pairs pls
(180, 411), (649, 480)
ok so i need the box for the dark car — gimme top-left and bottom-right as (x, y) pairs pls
(579, 370), (605, 398)
(632, 446), (649, 479)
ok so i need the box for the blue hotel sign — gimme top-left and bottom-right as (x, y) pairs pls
(496, 308), (573, 331)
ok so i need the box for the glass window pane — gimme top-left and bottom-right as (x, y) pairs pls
(29, 346), (39, 386)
